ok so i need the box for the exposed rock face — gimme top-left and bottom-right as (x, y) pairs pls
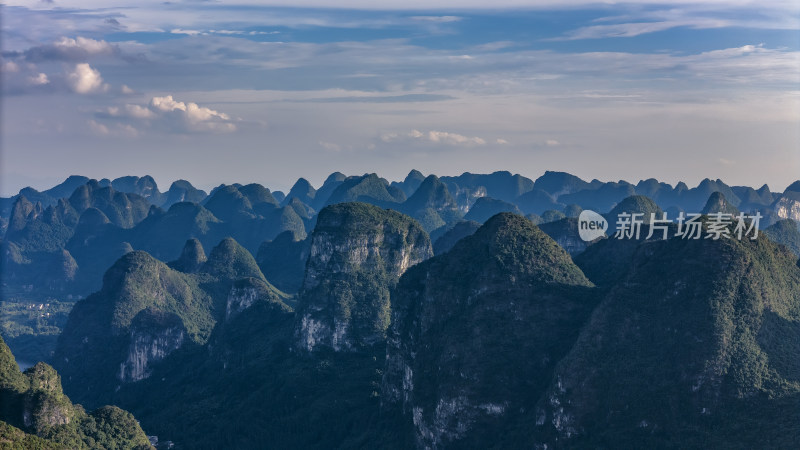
(774, 192), (800, 222)
(383, 213), (597, 449)
(225, 277), (288, 320)
(118, 309), (186, 383)
(297, 202), (432, 352)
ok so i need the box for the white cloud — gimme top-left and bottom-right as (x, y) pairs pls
(95, 95), (237, 134)
(545, 139), (560, 147)
(54, 37), (114, 55)
(88, 119), (138, 137)
(67, 63), (108, 94)
(171, 28), (202, 36)
(27, 73), (49, 85)
(120, 84), (135, 94)
(150, 95), (234, 132)
(496, 138), (509, 144)
(19, 36), (119, 62)
(381, 129), (487, 146)
(107, 103), (156, 119)
(410, 16), (462, 23)
(2, 60), (20, 73)
(87, 119), (110, 135)
(319, 141), (342, 151)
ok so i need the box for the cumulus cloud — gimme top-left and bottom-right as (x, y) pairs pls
(67, 63), (108, 94)
(150, 95), (235, 132)
(94, 95), (238, 134)
(381, 129), (487, 146)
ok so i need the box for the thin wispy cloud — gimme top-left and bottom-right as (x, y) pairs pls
(380, 129), (488, 146)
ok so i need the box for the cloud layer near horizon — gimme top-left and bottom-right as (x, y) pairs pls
(1, 1), (798, 195)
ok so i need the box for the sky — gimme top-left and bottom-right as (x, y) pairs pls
(1, 0), (798, 196)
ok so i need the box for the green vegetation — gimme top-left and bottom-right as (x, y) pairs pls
(53, 237), (288, 408)
(764, 219), (800, 257)
(0, 337), (152, 449)
(701, 191), (741, 215)
(607, 194), (664, 223)
(432, 220), (481, 255)
(385, 213), (597, 448)
(537, 232), (800, 448)
(0, 301), (73, 366)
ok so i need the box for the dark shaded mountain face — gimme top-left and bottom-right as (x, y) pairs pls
(324, 173), (406, 208)
(536, 233), (800, 449)
(256, 231), (310, 294)
(538, 218), (597, 256)
(515, 188), (560, 215)
(701, 191), (740, 215)
(399, 175), (462, 233)
(383, 213), (598, 448)
(0, 336), (152, 449)
(161, 180), (207, 209)
(310, 171), (346, 211)
(764, 219), (800, 257)
(391, 169), (426, 197)
(463, 196), (522, 223)
(432, 220), (481, 255)
(440, 171), (534, 209)
(282, 178), (317, 207)
(533, 171), (591, 199)
(296, 202), (432, 352)
(606, 194), (664, 224)
(111, 175), (163, 205)
(2, 180), (305, 306)
(560, 181), (636, 213)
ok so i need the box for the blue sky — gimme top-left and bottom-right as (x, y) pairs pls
(1, 0), (798, 196)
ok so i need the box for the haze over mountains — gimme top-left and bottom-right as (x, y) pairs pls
(1, 170), (799, 448)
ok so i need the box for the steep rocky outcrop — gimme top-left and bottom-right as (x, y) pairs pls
(225, 277), (290, 321)
(296, 202), (432, 352)
(383, 213), (597, 448)
(774, 191), (800, 222)
(118, 309), (186, 383)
